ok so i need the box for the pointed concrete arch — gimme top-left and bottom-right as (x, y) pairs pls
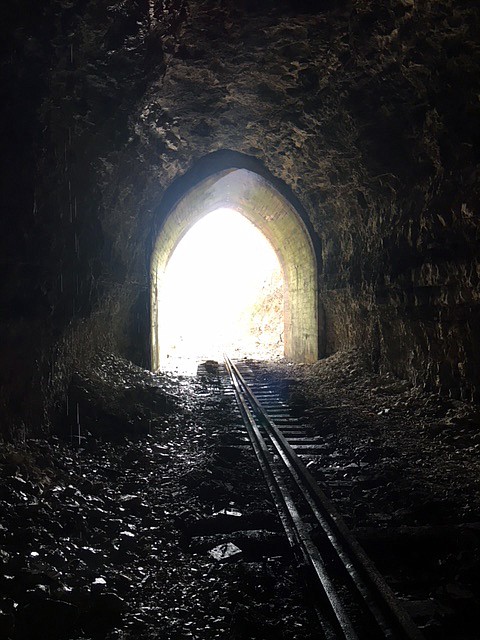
(150, 167), (318, 370)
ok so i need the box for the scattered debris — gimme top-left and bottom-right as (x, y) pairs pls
(0, 354), (315, 640)
(208, 543), (243, 563)
(2, 350), (480, 638)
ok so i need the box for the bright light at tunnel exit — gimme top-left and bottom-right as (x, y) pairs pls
(159, 208), (284, 373)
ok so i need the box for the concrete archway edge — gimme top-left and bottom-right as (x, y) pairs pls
(151, 167), (318, 369)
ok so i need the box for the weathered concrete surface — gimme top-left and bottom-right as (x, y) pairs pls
(1, 0), (480, 434)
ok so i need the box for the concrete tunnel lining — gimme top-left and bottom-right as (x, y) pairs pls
(150, 168), (318, 370)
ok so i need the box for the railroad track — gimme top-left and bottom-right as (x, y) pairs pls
(222, 356), (425, 640)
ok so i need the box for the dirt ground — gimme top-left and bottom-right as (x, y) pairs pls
(266, 349), (480, 638)
(275, 349), (480, 527)
(1, 350), (480, 639)
(0, 355), (316, 640)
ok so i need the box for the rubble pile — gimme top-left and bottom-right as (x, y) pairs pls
(0, 356), (315, 640)
(63, 354), (186, 439)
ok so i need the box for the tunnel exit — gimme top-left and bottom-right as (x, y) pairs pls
(150, 167), (318, 372)
(158, 208), (284, 373)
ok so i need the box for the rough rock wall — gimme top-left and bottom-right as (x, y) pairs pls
(1, 0), (173, 434)
(1, 0), (480, 435)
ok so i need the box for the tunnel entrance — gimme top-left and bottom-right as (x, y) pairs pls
(159, 207), (284, 372)
(151, 168), (318, 371)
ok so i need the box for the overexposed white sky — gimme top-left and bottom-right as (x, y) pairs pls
(160, 207), (282, 367)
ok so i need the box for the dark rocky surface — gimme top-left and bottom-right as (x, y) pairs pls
(263, 350), (480, 638)
(1, 1), (480, 437)
(0, 355), (317, 639)
(2, 352), (480, 637)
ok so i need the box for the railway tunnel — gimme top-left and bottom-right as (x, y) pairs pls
(2, 1), (480, 638)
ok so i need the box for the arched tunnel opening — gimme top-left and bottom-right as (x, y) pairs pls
(151, 168), (318, 372)
(3, 2), (480, 638)
(156, 207), (285, 373)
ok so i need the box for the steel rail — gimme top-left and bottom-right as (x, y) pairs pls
(225, 357), (357, 639)
(225, 356), (425, 640)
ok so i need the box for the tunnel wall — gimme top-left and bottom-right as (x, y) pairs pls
(1, 0), (480, 436)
